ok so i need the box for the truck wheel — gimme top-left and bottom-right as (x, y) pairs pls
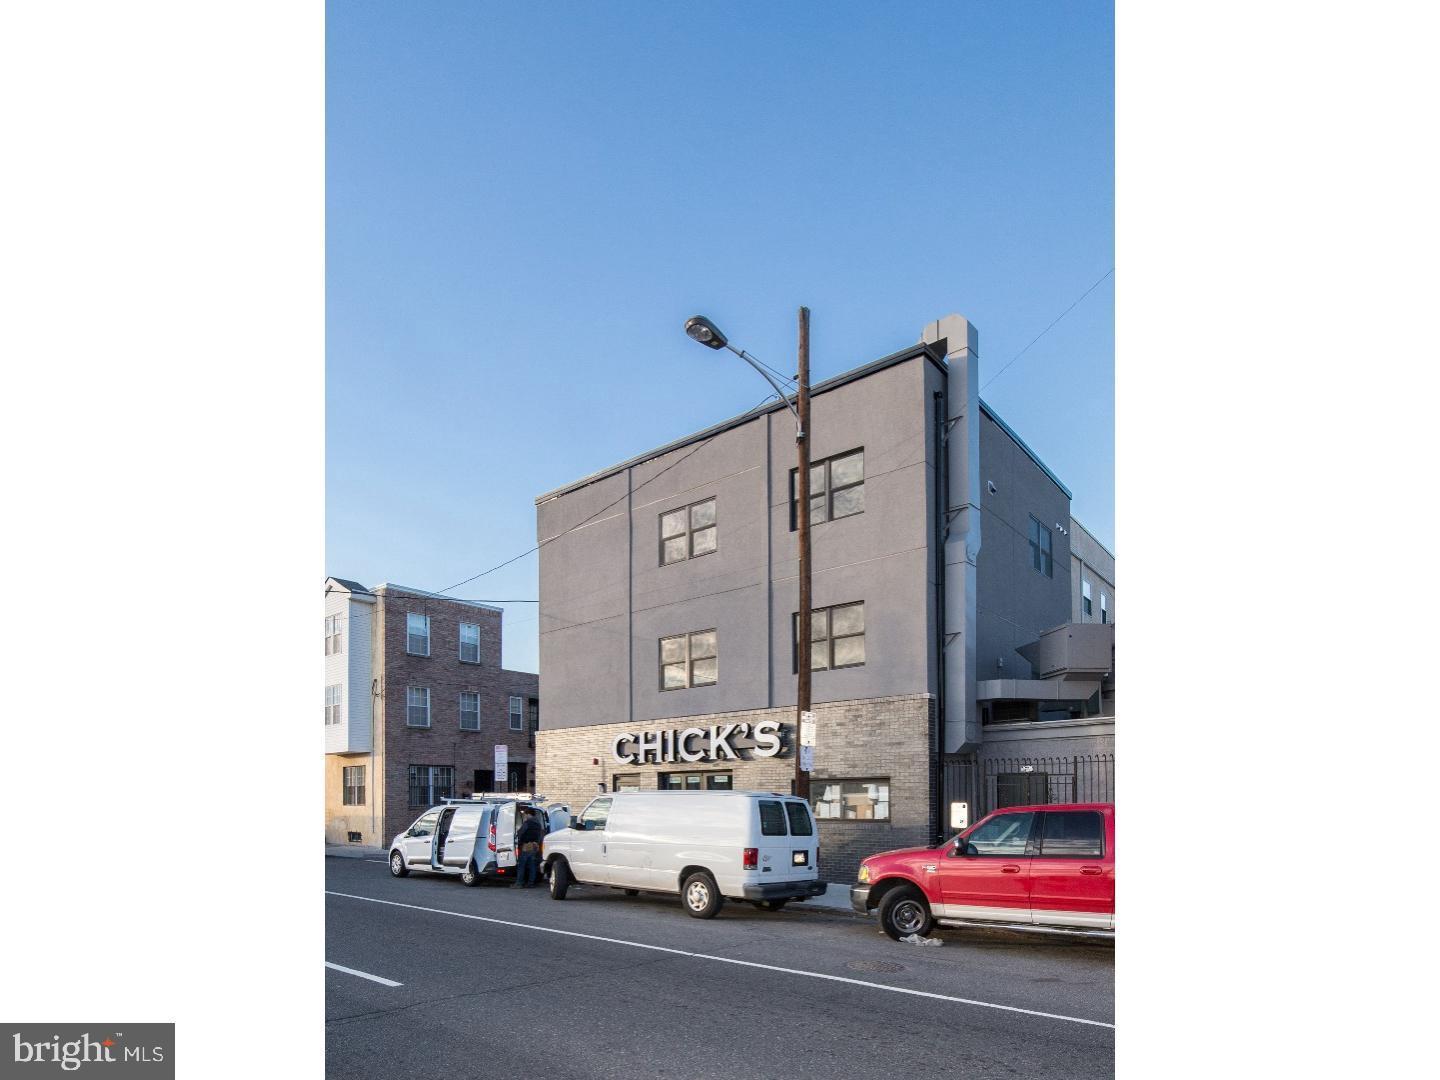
(389, 851), (408, 878)
(549, 859), (572, 900)
(682, 872), (724, 919)
(461, 862), (480, 887)
(879, 886), (933, 941)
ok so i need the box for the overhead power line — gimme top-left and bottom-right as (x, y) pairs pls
(981, 267), (1115, 393)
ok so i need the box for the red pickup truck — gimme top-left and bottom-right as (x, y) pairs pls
(850, 803), (1115, 940)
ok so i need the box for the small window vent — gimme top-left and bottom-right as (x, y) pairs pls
(347, 832), (362, 844)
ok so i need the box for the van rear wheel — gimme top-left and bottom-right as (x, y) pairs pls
(389, 851), (408, 878)
(879, 886), (933, 941)
(682, 872), (723, 919)
(548, 859), (572, 900)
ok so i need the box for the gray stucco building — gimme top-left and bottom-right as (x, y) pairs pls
(533, 315), (1113, 880)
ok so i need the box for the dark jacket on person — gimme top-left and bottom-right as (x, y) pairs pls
(516, 815), (544, 847)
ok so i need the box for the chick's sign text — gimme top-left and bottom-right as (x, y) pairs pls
(612, 719), (787, 765)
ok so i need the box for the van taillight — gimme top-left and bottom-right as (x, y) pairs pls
(487, 822), (497, 852)
(742, 847), (758, 869)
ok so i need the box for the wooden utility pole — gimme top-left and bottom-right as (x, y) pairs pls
(795, 307), (812, 800)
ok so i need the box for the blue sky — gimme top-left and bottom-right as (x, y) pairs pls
(327, 2), (1114, 673)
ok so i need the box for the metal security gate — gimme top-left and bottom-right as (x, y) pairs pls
(942, 753), (1114, 825)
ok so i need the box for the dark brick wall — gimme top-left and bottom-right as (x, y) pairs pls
(373, 590), (538, 843)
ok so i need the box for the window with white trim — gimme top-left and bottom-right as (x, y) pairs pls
(659, 629), (718, 690)
(324, 684), (342, 725)
(406, 612), (430, 656)
(659, 497), (718, 565)
(793, 602), (865, 672)
(790, 448), (864, 528)
(812, 779), (890, 821)
(508, 695), (524, 731)
(459, 622), (480, 663)
(460, 691), (480, 731)
(342, 765), (365, 806)
(406, 686), (430, 727)
(324, 613), (342, 655)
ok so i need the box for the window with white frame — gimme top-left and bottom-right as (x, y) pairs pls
(659, 497), (718, 565)
(324, 613), (343, 655)
(460, 691), (480, 731)
(659, 629), (718, 690)
(459, 622), (481, 663)
(342, 765), (365, 806)
(406, 612), (430, 656)
(790, 448), (864, 528)
(1028, 516), (1054, 578)
(1082, 579), (1093, 618)
(793, 602), (865, 671)
(406, 686), (431, 727)
(811, 779), (890, 821)
(324, 684), (342, 725)
(508, 695), (524, 731)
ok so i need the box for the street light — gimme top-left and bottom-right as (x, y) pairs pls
(684, 310), (813, 801)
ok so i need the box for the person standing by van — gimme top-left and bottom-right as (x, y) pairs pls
(515, 807), (544, 888)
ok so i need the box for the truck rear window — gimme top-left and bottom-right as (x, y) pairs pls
(758, 800), (788, 836)
(784, 802), (813, 836)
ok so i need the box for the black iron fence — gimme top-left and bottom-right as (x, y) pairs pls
(942, 753), (1114, 824)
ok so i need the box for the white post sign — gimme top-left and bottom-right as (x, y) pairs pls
(494, 743), (508, 787)
(799, 745), (814, 772)
(800, 711), (816, 747)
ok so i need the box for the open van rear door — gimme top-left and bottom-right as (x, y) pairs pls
(495, 801), (518, 869)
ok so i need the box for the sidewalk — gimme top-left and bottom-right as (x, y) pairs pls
(325, 843), (386, 860)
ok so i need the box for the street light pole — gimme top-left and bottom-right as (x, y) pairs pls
(794, 308), (812, 801)
(683, 311), (814, 800)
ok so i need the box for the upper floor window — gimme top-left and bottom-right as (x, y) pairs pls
(527, 697), (540, 732)
(794, 601), (865, 672)
(406, 685), (431, 727)
(460, 691), (480, 731)
(1100, 592), (1108, 624)
(459, 622), (481, 664)
(324, 614), (343, 655)
(508, 695), (524, 731)
(791, 448), (864, 529)
(1082, 580), (1093, 618)
(660, 497), (718, 565)
(660, 629), (718, 690)
(1028, 516), (1054, 578)
(406, 613), (430, 656)
(324, 684), (342, 725)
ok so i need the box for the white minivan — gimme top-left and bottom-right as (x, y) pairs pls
(542, 790), (826, 918)
(389, 795), (570, 886)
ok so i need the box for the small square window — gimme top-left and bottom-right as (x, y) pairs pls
(659, 629), (719, 690)
(659, 498), (718, 565)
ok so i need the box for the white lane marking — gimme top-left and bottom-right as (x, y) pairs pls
(325, 961), (403, 987)
(324, 890), (1112, 1029)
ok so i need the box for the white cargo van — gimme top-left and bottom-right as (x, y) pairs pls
(389, 794), (570, 886)
(542, 790), (826, 918)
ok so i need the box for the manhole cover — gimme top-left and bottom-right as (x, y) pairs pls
(847, 959), (905, 974)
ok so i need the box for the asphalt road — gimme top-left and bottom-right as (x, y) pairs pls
(326, 857), (1113, 1079)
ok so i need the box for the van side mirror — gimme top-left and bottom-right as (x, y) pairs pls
(572, 819), (587, 831)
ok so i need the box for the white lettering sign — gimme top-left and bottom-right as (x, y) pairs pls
(613, 719), (788, 764)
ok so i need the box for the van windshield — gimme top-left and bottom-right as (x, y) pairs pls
(784, 802), (814, 836)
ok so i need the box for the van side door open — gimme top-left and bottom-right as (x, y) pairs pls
(494, 801), (518, 870)
(441, 806), (482, 868)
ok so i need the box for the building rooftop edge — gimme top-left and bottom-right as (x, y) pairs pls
(975, 399), (1072, 500)
(1068, 516), (1115, 560)
(533, 342), (946, 504)
(369, 582), (504, 614)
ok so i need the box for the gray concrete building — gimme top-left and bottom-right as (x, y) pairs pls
(533, 315), (1114, 880)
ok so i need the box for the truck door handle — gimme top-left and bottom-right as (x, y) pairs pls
(1080, 866), (1103, 875)
(1001, 864), (1021, 874)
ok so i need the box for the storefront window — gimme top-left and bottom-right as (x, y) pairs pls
(612, 773), (642, 792)
(659, 771), (733, 791)
(812, 779), (890, 821)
